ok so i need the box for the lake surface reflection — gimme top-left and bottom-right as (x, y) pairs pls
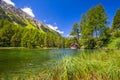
(0, 49), (81, 74)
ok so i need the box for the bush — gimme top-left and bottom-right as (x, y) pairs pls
(113, 30), (120, 37)
(115, 41), (120, 49)
(82, 38), (96, 49)
(96, 40), (103, 48)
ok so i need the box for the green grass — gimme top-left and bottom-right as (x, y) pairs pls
(107, 37), (120, 49)
(46, 50), (120, 80)
(0, 50), (120, 80)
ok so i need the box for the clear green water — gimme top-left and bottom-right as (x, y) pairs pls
(0, 49), (83, 77)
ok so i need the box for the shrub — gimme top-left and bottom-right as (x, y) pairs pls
(113, 30), (120, 37)
(115, 41), (120, 49)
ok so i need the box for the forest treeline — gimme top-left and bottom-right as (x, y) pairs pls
(0, 4), (120, 49)
(0, 20), (74, 48)
(71, 4), (120, 49)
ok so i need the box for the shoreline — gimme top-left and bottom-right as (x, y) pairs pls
(0, 47), (64, 50)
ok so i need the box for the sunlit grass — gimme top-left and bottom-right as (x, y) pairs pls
(107, 37), (120, 49)
(0, 50), (120, 80)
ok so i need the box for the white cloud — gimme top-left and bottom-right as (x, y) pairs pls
(66, 34), (70, 37)
(56, 30), (64, 34)
(47, 24), (58, 30)
(21, 7), (35, 17)
(3, 0), (15, 6)
(47, 24), (64, 34)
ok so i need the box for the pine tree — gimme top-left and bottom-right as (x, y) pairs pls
(112, 9), (120, 30)
(79, 4), (108, 48)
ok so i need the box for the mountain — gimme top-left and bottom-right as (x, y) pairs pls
(0, 0), (65, 48)
(0, 0), (59, 35)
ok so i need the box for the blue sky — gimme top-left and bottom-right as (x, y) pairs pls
(3, 0), (120, 37)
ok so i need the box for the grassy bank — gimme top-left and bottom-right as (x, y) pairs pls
(0, 50), (120, 80)
(41, 50), (120, 80)
(0, 47), (59, 50)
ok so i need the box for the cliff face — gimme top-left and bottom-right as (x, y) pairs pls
(0, 0), (59, 35)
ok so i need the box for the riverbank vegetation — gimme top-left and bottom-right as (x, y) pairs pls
(0, 50), (119, 80)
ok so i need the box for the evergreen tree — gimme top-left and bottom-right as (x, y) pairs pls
(94, 4), (108, 37)
(112, 9), (120, 30)
(70, 23), (79, 36)
(79, 4), (108, 48)
(80, 14), (87, 38)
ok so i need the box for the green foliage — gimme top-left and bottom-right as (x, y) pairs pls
(112, 9), (120, 30)
(96, 40), (103, 48)
(86, 4), (107, 37)
(107, 37), (120, 49)
(0, 5), (71, 48)
(0, 7), (11, 21)
(76, 4), (108, 49)
(70, 23), (80, 41)
(0, 19), (70, 48)
(82, 38), (96, 49)
(106, 9), (120, 49)
(115, 41), (120, 49)
(113, 30), (120, 37)
(10, 27), (22, 47)
(71, 22), (79, 35)
(0, 20), (16, 46)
